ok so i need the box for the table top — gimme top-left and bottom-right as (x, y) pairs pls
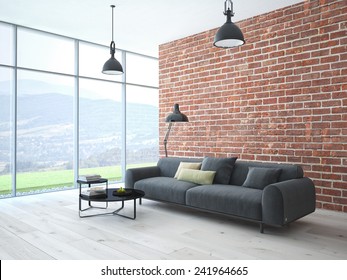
(77, 178), (108, 184)
(80, 188), (145, 202)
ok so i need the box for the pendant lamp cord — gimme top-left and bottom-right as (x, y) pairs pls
(111, 5), (115, 42)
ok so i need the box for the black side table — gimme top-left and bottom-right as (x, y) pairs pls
(77, 178), (108, 216)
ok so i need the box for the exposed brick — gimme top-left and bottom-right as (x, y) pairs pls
(159, 0), (347, 213)
(316, 194), (333, 203)
(322, 203), (343, 211)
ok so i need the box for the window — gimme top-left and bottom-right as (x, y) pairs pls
(0, 67), (13, 197)
(17, 28), (75, 74)
(126, 85), (159, 168)
(126, 53), (158, 87)
(0, 23), (14, 66)
(79, 78), (123, 182)
(16, 70), (74, 195)
(0, 22), (159, 198)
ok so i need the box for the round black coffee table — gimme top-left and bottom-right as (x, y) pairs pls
(79, 188), (145, 219)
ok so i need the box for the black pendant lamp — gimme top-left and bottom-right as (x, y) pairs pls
(214, 0), (245, 48)
(102, 5), (123, 75)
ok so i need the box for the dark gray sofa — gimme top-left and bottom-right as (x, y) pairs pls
(125, 157), (316, 233)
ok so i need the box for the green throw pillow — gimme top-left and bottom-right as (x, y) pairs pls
(177, 169), (216, 185)
(174, 162), (202, 179)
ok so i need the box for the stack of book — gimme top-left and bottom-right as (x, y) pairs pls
(82, 186), (107, 198)
(78, 174), (101, 182)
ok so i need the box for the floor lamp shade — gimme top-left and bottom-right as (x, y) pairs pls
(165, 104), (189, 122)
(164, 104), (189, 157)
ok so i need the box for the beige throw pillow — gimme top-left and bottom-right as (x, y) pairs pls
(174, 162), (202, 179)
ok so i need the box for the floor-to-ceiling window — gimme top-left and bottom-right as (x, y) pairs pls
(126, 53), (159, 168)
(79, 42), (124, 181)
(0, 67), (13, 197)
(0, 23), (14, 197)
(16, 70), (75, 195)
(0, 21), (159, 198)
(79, 78), (123, 180)
(15, 29), (75, 195)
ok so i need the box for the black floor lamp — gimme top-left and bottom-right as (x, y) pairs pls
(164, 104), (189, 157)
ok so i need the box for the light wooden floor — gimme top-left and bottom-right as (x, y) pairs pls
(0, 188), (346, 260)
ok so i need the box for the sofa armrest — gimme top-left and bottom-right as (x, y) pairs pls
(125, 166), (161, 189)
(262, 177), (316, 226)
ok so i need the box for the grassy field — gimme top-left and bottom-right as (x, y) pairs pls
(0, 162), (156, 195)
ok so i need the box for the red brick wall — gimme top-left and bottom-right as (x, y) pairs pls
(159, 0), (347, 212)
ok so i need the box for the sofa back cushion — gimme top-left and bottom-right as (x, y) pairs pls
(157, 157), (202, 178)
(242, 167), (282, 190)
(201, 157), (237, 184)
(157, 157), (304, 186)
(230, 160), (304, 186)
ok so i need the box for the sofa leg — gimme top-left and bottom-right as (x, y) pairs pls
(260, 223), (264, 234)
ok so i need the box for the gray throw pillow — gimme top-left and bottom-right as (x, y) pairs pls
(201, 157), (237, 184)
(242, 167), (282, 190)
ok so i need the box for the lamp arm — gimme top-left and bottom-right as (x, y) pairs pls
(164, 122), (173, 157)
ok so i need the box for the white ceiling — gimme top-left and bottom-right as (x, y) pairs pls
(0, 0), (303, 57)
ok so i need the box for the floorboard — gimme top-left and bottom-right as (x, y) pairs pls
(0, 188), (346, 260)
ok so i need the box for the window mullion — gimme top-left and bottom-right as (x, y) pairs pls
(11, 25), (18, 197)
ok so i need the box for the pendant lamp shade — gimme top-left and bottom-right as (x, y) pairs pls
(214, 0), (245, 48)
(102, 5), (123, 75)
(102, 42), (123, 75)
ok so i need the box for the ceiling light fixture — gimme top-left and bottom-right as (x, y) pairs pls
(102, 5), (123, 75)
(214, 0), (245, 48)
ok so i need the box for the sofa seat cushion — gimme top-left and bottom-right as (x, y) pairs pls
(186, 185), (263, 221)
(134, 177), (198, 205)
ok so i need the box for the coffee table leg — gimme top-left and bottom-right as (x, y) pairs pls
(112, 199), (137, 220)
(79, 197), (109, 218)
(80, 199), (139, 219)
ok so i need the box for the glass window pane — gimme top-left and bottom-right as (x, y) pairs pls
(126, 85), (159, 169)
(79, 42), (123, 82)
(17, 70), (74, 195)
(79, 78), (122, 182)
(0, 22), (14, 66)
(0, 67), (13, 197)
(126, 53), (158, 87)
(18, 28), (75, 74)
